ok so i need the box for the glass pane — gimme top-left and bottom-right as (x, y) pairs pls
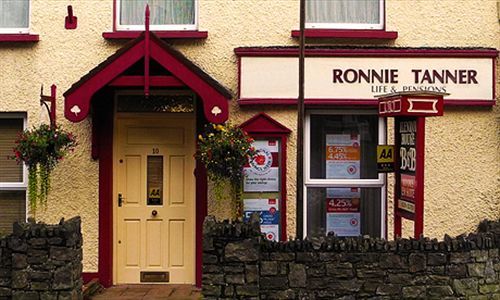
(307, 187), (381, 237)
(0, 191), (26, 236)
(0, 118), (23, 183)
(117, 94), (195, 113)
(310, 114), (378, 179)
(306, 0), (380, 24)
(147, 156), (163, 206)
(120, 0), (195, 25)
(0, 0), (29, 28)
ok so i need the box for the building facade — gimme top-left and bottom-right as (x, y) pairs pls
(0, 0), (498, 287)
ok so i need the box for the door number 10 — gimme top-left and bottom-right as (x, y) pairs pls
(152, 148), (160, 154)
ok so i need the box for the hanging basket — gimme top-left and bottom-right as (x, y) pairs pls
(12, 124), (77, 213)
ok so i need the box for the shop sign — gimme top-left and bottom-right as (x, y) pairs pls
(243, 198), (280, 241)
(244, 140), (280, 192)
(377, 145), (395, 173)
(239, 56), (495, 103)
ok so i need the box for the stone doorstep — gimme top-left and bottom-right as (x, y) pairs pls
(91, 284), (201, 299)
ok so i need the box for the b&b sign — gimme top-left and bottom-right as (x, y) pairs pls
(377, 145), (395, 173)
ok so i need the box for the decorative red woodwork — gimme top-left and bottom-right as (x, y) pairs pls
(144, 5), (150, 97)
(108, 75), (185, 87)
(240, 113), (291, 241)
(65, 5), (77, 30)
(40, 84), (57, 128)
(291, 29), (398, 39)
(64, 31), (231, 124)
(0, 34), (39, 42)
(234, 47), (499, 58)
(378, 91), (445, 117)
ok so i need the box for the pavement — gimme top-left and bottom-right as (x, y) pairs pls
(90, 284), (202, 300)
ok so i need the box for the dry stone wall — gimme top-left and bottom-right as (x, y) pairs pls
(0, 217), (83, 300)
(202, 216), (500, 299)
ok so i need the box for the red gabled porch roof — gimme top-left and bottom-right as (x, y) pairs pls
(64, 32), (232, 123)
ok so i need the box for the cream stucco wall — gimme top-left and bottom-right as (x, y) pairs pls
(0, 0), (498, 272)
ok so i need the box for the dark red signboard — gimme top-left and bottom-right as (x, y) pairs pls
(378, 91), (446, 239)
(394, 117), (425, 238)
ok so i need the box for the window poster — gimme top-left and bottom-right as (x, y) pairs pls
(244, 140), (280, 192)
(243, 198), (280, 241)
(326, 134), (360, 179)
(326, 196), (361, 236)
(325, 134), (361, 236)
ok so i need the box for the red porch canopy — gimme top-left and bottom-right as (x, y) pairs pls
(63, 32), (231, 124)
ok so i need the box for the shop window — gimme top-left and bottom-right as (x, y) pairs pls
(306, 0), (383, 30)
(116, 0), (197, 31)
(304, 111), (386, 238)
(0, 0), (30, 34)
(0, 115), (27, 235)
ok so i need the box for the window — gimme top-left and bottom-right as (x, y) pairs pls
(0, 0), (30, 33)
(117, 0), (197, 31)
(0, 114), (27, 235)
(304, 110), (386, 238)
(306, 0), (383, 30)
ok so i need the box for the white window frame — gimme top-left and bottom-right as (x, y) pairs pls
(303, 110), (387, 238)
(0, 0), (31, 34)
(306, 0), (384, 30)
(115, 0), (198, 31)
(0, 113), (28, 190)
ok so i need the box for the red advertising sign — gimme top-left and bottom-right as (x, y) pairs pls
(394, 116), (425, 238)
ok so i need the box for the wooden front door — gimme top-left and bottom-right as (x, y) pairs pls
(114, 115), (195, 284)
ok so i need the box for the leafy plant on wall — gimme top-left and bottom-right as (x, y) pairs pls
(12, 124), (77, 214)
(196, 123), (256, 219)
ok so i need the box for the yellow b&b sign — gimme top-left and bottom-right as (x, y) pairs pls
(377, 145), (395, 173)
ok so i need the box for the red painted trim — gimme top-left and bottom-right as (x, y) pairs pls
(237, 56), (242, 102)
(82, 272), (98, 284)
(493, 58), (497, 102)
(144, 7), (150, 97)
(444, 100), (495, 106)
(112, 0), (117, 31)
(234, 47), (499, 58)
(103, 31), (208, 39)
(98, 102), (114, 288)
(238, 98), (380, 106)
(0, 34), (39, 42)
(394, 118), (402, 238)
(414, 117), (425, 238)
(195, 161), (207, 288)
(238, 98), (496, 107)
(108, 75), (185, 87)
(239, 113), (292, 134)
(291, 29), (397, 39)
(280, 136), (287, 241)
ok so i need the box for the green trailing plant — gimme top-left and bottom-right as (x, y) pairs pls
(12, 124), (77, 214)
(195, 123), (256, 219)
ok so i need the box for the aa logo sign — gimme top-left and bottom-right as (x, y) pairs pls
(377, 145), (395, 173)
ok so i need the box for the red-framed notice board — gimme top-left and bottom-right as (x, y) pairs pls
(240, 113), (291, 241)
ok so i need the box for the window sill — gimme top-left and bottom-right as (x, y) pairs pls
(0, 34), (39, 42)
(103, 30), (208, 40)
(291, 29), (397, 40)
